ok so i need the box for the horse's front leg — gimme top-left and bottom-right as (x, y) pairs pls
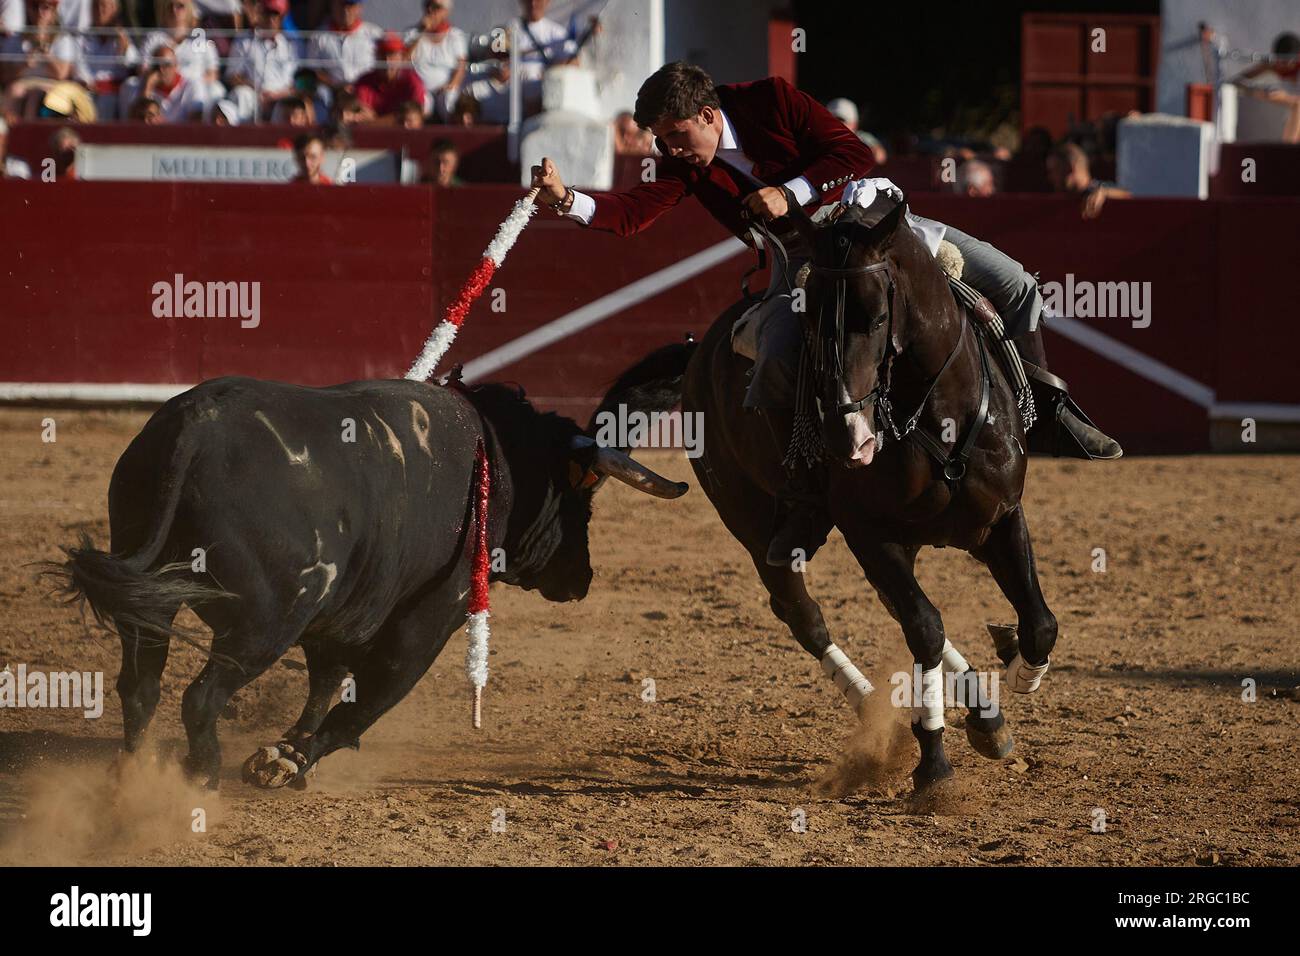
(841, 536), (953, 795)
(972, 504), (1058, 693)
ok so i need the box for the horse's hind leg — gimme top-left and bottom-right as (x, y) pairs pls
(972, 505), (1058, 694)
(841, 537), (953, 794)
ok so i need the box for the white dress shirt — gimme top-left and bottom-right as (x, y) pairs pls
(564, 109), (818, 226)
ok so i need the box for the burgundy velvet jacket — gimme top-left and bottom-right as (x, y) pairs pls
(585, 76), (875, 239)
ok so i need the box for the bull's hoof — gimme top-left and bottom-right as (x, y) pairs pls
(964, 713), (1014, 760)
(241, 742), (307, 790)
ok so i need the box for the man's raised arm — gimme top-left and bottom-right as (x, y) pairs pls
(530, 157), (689, 237)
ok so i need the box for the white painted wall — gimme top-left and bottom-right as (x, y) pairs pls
(1157, 0), (1299, 116)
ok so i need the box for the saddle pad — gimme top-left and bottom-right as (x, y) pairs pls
(731, 293), (792, 361)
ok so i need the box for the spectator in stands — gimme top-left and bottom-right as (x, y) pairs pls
(957, 158), (995, 198)
(1046, 141), (1130, 219)
(320, 118), (351, 150)
(450, 87), (478, 126)
(1237, 32), (1300, 143)
(398, 98), (423, 129)
(1, 0), (82, 119)
(0, 0), (23, 39)
(421, 137), (460, 186)
(78, 0), (139, 120)
(825, 97), (887, 166)
(279, 94), (312, 125)
(0, 116), (33, 178)
(142, 43), (207, 122)
(406, 0), (466, 121)
(48, 124), (78, 178)
(307, 0), (382, 91)
(129, 0), (223, 120)
(209, 97), (239, 125)
(613, 110), (652, 155)
(331, 88), (368, 124)
(290, 130), (331, 183)
(513, 0), (579, 112)
(1004, 124), (1052, 192)
(226, 0), (298, 122)
(40, 78), (96, 119)
(355, 33), (424, 121)
(127, 94), (163, 122)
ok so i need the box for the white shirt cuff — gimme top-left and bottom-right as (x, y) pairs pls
(565, 190), (596, 225)
(783, 176), (819, 208)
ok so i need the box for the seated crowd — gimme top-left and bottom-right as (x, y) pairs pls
(0, 0), (589, 126)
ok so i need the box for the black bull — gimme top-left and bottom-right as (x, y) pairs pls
(50, 375), (685, 789)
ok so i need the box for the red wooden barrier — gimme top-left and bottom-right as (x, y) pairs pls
(2, 180), (1297, 452)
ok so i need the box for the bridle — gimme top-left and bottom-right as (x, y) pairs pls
(805, 227), (991, 485)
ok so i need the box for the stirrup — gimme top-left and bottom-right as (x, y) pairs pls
(1022, 363), (1119, 461)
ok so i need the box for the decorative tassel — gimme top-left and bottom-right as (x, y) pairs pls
(465, 439), (492, 728)
(406, 186), (541, 383)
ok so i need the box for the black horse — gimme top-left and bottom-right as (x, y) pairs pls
(600, 200), (1058, 793)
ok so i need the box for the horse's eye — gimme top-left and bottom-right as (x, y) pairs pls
(869, 313), (888, 331)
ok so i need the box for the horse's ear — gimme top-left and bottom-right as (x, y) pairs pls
(866, 199), (909, 249)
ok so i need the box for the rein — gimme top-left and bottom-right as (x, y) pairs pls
(806, 245), (992, 486)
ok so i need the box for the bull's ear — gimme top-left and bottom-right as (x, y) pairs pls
(566, 436), (601, 490)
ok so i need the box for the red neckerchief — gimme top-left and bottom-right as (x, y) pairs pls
(429, 20), (451, 36)
(157, 72), (183, 97)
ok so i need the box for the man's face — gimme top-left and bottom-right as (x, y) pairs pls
(342, 1), (361, 27)
(93, 0), (116, 26)
(435, 149), (457, 185)
(651, 107), (721, 167)
(425, 1), (447, 26)
(298, 141), (324, 177)
(259, 3), (283, 30)
(157, 50), (179, 79)
(521, 0), (547, 22)
(383, 50), (402, 78)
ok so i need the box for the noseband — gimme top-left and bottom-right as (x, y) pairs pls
(806, 245), (991, 485)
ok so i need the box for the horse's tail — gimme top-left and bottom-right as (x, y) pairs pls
(588, 341), (698, 433)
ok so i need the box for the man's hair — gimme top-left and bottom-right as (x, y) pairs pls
(293, 132), (323, 154)
(1273, 32), (1300, 57)
(430, 138), (457, 156)
(633, 62), (719, 129)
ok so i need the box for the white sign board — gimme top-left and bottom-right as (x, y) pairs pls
(76, 144), (399, 183)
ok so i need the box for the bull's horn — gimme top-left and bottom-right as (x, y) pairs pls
(571, 437), (688, 499)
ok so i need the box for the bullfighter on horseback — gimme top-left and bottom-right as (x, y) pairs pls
(531, 61), (1121, 568)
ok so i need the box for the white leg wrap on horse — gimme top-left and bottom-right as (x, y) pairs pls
(918, 664), (945, 731)
(940, 638), (970, 674)
(820, 644), (874, 710)
(1006, 653), (1050, 694)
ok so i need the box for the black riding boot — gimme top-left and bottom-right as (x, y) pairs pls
(759, 410), (834, 567)
(1016, 326), (1123, 460)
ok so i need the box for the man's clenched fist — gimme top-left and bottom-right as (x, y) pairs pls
(530, 157), (567, 207)
(742, 186), (790, 221)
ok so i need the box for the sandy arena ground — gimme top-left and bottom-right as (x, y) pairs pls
(0, 406), (1296, 866)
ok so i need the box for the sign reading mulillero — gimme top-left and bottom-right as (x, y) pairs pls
(75, 145), (400, 183)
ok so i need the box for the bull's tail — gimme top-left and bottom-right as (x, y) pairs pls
(42, 432), (233, 648)
(588, 340), (698, 432)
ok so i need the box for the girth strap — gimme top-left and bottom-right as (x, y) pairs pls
(905, 323), (992, 484)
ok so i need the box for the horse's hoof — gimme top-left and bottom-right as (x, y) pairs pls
(910, 759), (955, 796)
(965, 718), (1014, 760)
(241, 744), (302, 790)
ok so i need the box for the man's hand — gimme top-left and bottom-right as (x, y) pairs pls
(742, 186), (789, 221)
(530, 157), (567, 207)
